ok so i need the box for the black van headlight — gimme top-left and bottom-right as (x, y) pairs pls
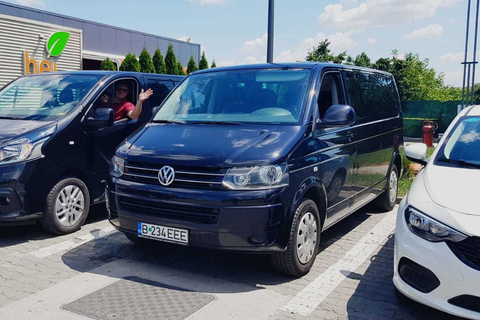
(0, 126), (55, 166)
(110, 155), (125, 178)
(222, 163), (289, 190)
(405, 206), (467, 243)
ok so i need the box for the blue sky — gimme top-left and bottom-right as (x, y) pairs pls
(6, 0), (477, 86)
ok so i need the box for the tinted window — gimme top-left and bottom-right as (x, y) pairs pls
(147, 79), (174, 107)
(0, 74), (102, 121)
(154, 69), (311, 125)
(318, 72), (344, 119)
(344, 70), (399, 122)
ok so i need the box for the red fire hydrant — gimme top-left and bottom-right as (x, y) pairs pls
(422, 121), (435, 147)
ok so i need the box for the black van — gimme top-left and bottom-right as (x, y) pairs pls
(107, 63), (403, 276)
(0, 71), (183, 234)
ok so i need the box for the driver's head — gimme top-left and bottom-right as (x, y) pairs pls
(115, 81), (131, 100)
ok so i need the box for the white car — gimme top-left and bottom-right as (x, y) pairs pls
(394, 105), (480, 319)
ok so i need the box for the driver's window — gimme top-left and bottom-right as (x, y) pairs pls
(92, 79), (137, 123)
(318, 73), (344, 119)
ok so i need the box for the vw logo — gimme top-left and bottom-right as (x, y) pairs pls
(158, 166), (175, 186)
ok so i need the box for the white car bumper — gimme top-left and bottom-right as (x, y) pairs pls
(394, 199), (480, 319)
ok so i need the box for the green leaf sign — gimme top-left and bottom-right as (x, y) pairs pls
(46, 32), (70, 57)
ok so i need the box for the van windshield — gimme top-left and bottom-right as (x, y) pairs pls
(0, 74), (103, 121)
(154, 69), (311, 125)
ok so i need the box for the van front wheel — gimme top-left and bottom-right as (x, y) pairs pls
(271, 199), (320, 277)
(40, 177), (90, 235)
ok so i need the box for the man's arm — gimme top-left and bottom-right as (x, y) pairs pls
(127, 88), (153, 120)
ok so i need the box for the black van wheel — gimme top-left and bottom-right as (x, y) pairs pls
(40, 177), (90, 235)
(373, 164), (398, 211)
(271, 198), (320, 277)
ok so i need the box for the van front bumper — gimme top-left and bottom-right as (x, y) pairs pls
(107, 179), (287, 252)
(0, 161), (41, 225)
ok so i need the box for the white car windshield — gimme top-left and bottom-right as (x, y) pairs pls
(153, 69), (312, 125)
(436, 116), (480, 167)
(0, 74), (103, 121)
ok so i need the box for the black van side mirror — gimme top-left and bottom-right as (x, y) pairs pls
(86, 108), (114, 130)
(149, 106), (160, 119)
(320, 104), (356, 127)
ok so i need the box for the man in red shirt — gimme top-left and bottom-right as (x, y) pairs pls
(99, 81), (153, 121)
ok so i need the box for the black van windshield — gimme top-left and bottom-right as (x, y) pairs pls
(0, 74), (103, 121)
(153, 69), (311, 125)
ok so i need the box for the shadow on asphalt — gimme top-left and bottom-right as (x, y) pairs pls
(345, 235), (465, 320)
(0, 203), (107, 248)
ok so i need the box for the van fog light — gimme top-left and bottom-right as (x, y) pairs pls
(248, 234), (266, 245)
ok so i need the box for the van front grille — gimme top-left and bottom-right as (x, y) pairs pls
(117, 196), (219, 224)
(122, 161), (226, 190)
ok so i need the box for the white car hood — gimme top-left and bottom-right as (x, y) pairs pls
(424, 163), (480, 216)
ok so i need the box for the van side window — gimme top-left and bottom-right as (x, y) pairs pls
(91, 79), (137, 122)
(370, 74), (400, 118)
(146, 80), (174, 107)
(344, 70), (369, 122)
(318, 73), (344, 119)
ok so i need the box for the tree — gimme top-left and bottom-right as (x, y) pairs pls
(152, 48), (166, 74)
(211, 60), (217, 68)
(139, 48), (155, 73)
(175, 62), (184, 75)
(305, 39), (346, 64)
(354, 52), (372, 68)
(199, 52), (209, 70)
(119, 53), (140, 72)
(100, 57), (116, 71)
(187, 56), (198, 74)
(165, 44), (177, 75)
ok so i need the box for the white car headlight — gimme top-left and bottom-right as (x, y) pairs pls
(405, 206), (467, 243)
(222, 163), (289, 190)
(110, 155), (125, 178)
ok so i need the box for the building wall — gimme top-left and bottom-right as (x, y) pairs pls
(0, 1), (201, 66)
(0, 13), (82, 88)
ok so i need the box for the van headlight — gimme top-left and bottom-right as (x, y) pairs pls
(0, 126), (55, 166)
(110, 155), (125, 178)
(405, 206), (467, 243)
(222, 163), (289, 190)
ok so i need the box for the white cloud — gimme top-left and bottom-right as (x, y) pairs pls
(244, 56), (262, 64)
(439, 52), (465, 63)
(14, 0), (45, 7)
(366, 38), (377, 45)
(319, 0), (459, 29)
(275, 32), (358, 62)
(218, 60), (236, 67)
(404, 24), (443, 40)
(244, 33), (268, 53)
(187, 0), (228, 5)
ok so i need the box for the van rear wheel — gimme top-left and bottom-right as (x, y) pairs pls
(271, 199), (320, 277)
(40, 177), (90, 235)
(373, 164), (398, 211)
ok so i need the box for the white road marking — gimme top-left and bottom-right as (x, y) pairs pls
(280, 209), (397, 316)
(30, 226), (117, 258)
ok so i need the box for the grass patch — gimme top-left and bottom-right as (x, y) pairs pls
(398, 146), (435, 197)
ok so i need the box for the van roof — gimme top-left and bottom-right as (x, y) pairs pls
(194, 62), (393, 76)
(22, 71), (185, 79)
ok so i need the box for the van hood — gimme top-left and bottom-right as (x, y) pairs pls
(424, 163), (480, 216)
(120, 123), (304, 167)
(0, 119), (55, 146)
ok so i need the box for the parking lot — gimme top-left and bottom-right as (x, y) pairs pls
(0, 204), (465, 320)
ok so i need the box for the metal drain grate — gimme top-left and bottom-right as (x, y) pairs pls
(62, 276), (215, 320)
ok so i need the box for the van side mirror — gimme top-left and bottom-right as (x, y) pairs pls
(405, 143), (428, 165)
(320, 105), (356, 127)
(149, 106), (160, 119)
(86, 108), (114, 130)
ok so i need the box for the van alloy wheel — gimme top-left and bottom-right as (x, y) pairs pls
(389, 169), (398, 205)
(296, 212), (318, 264)
(55, 185), (85, 227)
(373, 164), (398, 211)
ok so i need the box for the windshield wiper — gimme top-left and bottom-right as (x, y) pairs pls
(0, 116), (23, 120)
(152, 119), (186, 124)
(437, 157), (480, 168)
(192, 121), (242, 125)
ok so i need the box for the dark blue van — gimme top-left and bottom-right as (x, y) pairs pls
(107, 63), (403, 276)
(0, 71), (183, 234)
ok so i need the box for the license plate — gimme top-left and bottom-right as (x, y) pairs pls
(137, 222), (188, 245)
